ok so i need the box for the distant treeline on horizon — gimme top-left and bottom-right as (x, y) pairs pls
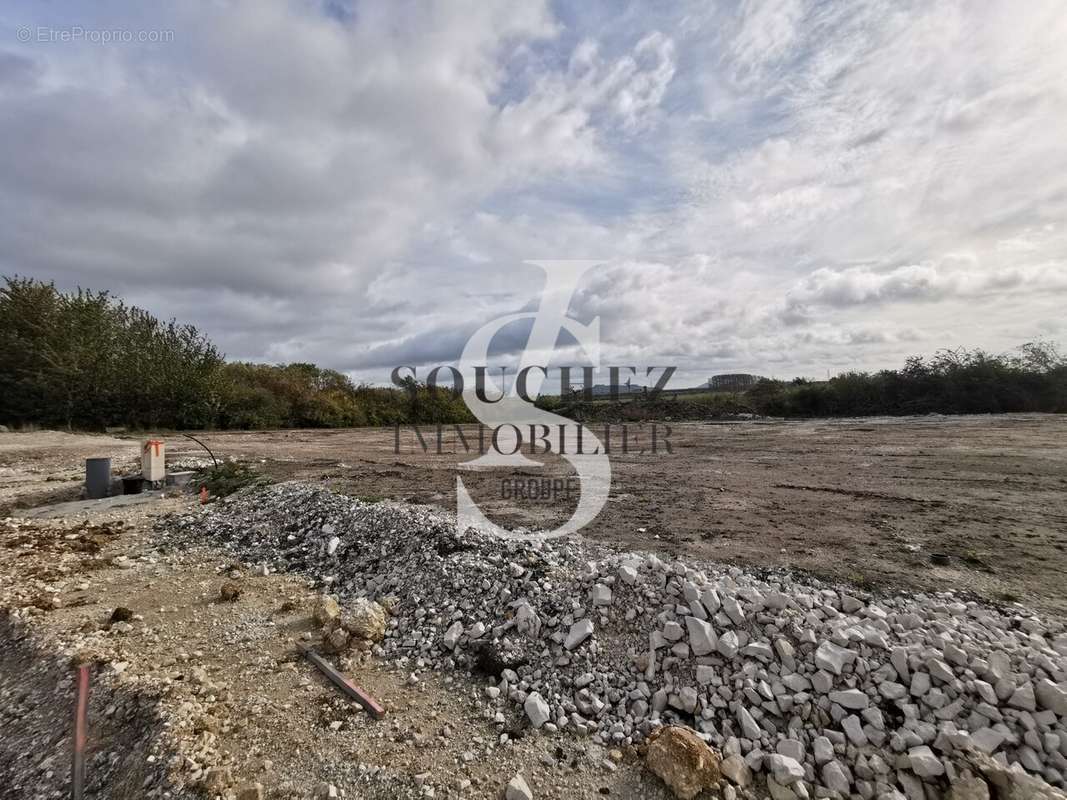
(1, 276), (1064, 431)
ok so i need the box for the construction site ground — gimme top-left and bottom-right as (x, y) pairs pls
(6, 415), (1059, 612)
(1, 414), (1065, 798)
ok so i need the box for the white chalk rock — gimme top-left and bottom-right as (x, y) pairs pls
(524, 692), (551, 729)
(443, 621), (464, 650)
(505, 773), (533, 800)
(908, 745), (945, 778)
(1035, 679), (1067, 715)
(718, 630), (740, 658)
(737, 706), (761, 740)
(767, 754), (805, 785)
(829, 689), (869, 710)
(815, 641), (854, 676)
(822, 760), (851, 795)
(565, 618), (594, 650)
(686, 616), (718, 656)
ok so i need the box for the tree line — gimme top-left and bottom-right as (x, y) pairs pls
(0, 277), (471, 430)
(748, 343), (1067, 417)
(552, 343), (1066, 421)
(1, 276), (1063, 430)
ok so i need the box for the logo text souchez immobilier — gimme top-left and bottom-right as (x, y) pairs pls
(392, 261), (676, 541)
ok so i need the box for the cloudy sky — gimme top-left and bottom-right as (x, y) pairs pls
(2, 1), (1065, 386)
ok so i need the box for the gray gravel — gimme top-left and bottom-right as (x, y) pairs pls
(160, 482), (1067, 800)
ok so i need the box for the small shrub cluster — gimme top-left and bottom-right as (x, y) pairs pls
(195, 461), (270, 498)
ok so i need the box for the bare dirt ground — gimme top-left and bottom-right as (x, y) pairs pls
(0, 498), (670, 799)
(0, 415), (1065, 798)
(114, 414), (1067, 616)
(0, 430), (690, 799)
(0, 431), (138, 514)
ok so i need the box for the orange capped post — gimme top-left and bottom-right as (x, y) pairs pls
(142, 439), (166, 483)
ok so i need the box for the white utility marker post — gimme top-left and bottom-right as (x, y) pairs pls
(142, 439), (166, 482)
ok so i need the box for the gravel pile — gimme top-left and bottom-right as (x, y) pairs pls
(161, 482), (1067, 800)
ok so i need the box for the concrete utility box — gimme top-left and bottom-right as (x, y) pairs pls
(142, 439), (166, 482)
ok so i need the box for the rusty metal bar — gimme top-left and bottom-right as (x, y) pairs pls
(296, 642), (386, 719)
(71, 664), (90, 800)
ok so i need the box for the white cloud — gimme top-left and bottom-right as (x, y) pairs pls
(0, 0), (1063, 383)
(786, 258), (1067, 310)
(727, 0), (806, 89)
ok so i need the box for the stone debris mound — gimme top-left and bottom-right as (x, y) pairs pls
(162, 482), (1067, 800)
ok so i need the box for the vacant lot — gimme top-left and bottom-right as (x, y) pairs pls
(2, 415), (1066, 798)
(4, 414), (1064, 615)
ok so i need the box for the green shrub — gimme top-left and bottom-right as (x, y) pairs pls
(196, 461), (269, 497)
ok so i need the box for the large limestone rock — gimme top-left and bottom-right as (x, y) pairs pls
(960, 748), (1067, 800)
(313, 595), (341, 628)
(645, 725), (722, 799)
(342, 598), (386, 642)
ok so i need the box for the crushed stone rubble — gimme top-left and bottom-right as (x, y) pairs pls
(160, 482), (1067, 800)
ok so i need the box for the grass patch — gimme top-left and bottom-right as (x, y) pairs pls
(195, 461), (270, 498)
